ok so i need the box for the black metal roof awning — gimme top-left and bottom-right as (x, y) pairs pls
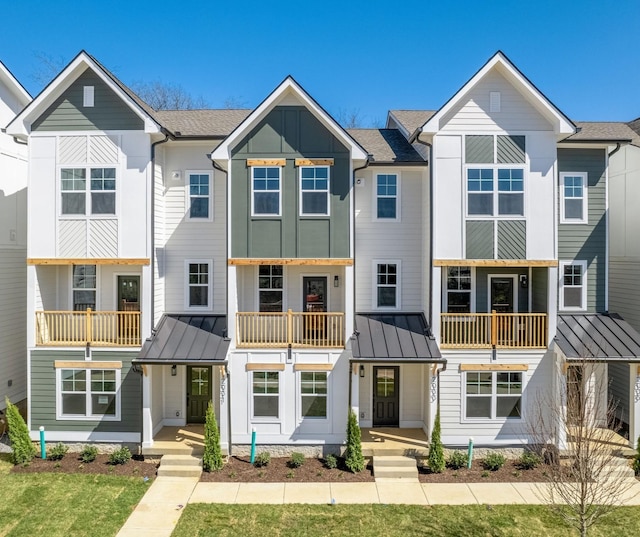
(555, 313), (640, 362)
(350, 313), (444, 363)
(134, 315), (230, 364)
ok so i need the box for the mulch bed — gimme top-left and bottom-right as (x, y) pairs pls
(419, 459), (552, 483)
(9, 453), (159, 480)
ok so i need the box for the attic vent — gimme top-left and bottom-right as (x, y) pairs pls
(83, 86), (95, 107)
(490, 91), (501, 113)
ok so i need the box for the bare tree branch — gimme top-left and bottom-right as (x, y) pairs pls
(130, 80), (208, 111)
(31, 51), (67, 89)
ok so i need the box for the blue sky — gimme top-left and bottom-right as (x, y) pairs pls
(2, 0), (639, 125)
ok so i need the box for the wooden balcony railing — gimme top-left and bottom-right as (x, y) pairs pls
(440, 311), (547, 349)
(236, 310), (344, 348)
(35, 309), (141, 346)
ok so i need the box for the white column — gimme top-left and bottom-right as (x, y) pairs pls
(141, 365), (153, 448)
(218, 365), (229, 454)
(556, 355), (567, 450)
(431, 266), (441, 342)
(26, 265), (36, 348)
(344, 265), (354, 339)
(227, 265), (238, 343)
(547, 266), (558, 346)
(141, 264), (153, 339)
(427, 366), (439, 437)
(351, 365), (360, 422)
(629, 364), (640, 449)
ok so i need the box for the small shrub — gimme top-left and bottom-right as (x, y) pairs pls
(427, 409), (445, 473)
(54, 462), (61, 469)
(286, 470), (295, 479)
(48, 443), (69, 461)
(109, 446), (132, 465)
(228, 470), (237, 479)
(5, 398), (36, 465)
(481, 470), (490, 478)
(289, 452), (305, 468)
(324, 454), (338, 469)
(517, 450), (542, 470)
(633, 436), (640, 476)
(202, 402), (223, 472)
(512, 470), (521, 478)
(254, 452), (270, 468)
(446, 450), (468, 470)
(483, 452), (506, 471)
(344, 410), (365, 473)
(257, 470), (265, 478)
(80, 445), (98, 463)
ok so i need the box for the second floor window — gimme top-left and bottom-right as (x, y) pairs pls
(252, 166), (281, 216)
(467, 168), (524, 217)
(187, 262), (210, 308)
(376, 262), (399, 309)
(560, 172), (588, 223)
(61, 167), (116, 215)
(446, 266), (471, 313)
(376, 174), (398, 219)
(72, 265), (96, 311)
(560, 261), (587, 311)
(188, 172), (211, 219)
(258, 265), (283, 312)
(300, 166), (329, 215)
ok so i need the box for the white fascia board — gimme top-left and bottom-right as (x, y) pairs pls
(0, 61), (31, 108)
(6, 52), (161, 137)
(211, 77), (368, 163)
(421, 52), (576, 136)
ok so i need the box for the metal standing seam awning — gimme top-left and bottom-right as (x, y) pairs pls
(134, 314), (230, 365)
(350, 313), (445, 363)
(555, 313), (640, 362)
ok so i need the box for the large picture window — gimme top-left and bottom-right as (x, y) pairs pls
(252, 371), (279, 418)
(58, 368), (120, 420)
(252, 167), (281, 216)
(300, 166), (329, 215)
(300, 371), (327, 418)
(560, 172), (588, 223)
(61, 167), (116, 215)
(464, 371), (522, 420)
(72, 265), (96, 311)
(258, 265), (283, 312)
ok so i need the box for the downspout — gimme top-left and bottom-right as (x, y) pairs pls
(12, 136), (28, 146)
(608, 142), (621, 158)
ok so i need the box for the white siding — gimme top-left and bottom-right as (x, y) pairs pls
(153, 150), (165, 326)
(355, 167), (427, 312)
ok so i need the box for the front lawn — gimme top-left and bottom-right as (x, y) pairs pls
(0, 453), (150, 537)
(173, 504), (640, 537)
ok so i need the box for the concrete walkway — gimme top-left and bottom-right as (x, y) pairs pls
(118, 477), (640, 536)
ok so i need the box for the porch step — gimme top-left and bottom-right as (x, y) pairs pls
(373, 455), (419, 482)
(157, 454), (203, 478)
(142, 445), (204, 457)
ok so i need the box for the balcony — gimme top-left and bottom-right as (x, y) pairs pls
(35, 309), (141, 347)
(236, 310), (344, 348)
(440, 311), (547, 349)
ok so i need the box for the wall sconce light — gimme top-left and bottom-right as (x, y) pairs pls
(171, 365), (177, 377)
(334, 275), (340, 288)
(519, 274), (528, 288)
(359, 365), (365, 378)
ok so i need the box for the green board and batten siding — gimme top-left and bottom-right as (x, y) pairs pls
(231, 106), (350, 258)
(30, 350), (141, 433)
(558, 148), (606, 312)
(32, 69), (144, 132)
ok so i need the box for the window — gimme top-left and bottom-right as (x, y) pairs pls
(464, 371), (522, 420)
(300, 371), (327, 418)
(83, 86), (94, 107)
(252, 166), (281, 216)
(72, 265), (96, 311)
(252, 371), (279, 418)
(446, 266), (472, 313)
(61, 167), (116, 215)
(187, 172), (212, 220)
(375, 262), (399, 309)
(560, 261), (587, 311)
(187, 262), (210, 309)
(376, 174), (398, 219)
(300, 166), (329, 215)
(560, 172), (588, 223)
(258, 265), (283, 312)
(58, 368), (120, 419)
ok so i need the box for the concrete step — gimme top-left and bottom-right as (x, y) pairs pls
(156, 465), (203, 478)
(373, 456), (417, 468)
(373, 455), (419, 481)
(161, 454), (203, 467)
(142, 445), (204, 457)
(374, 467), (419, 479)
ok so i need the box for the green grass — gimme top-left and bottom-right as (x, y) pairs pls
(173, 504), (640, 537)
(0, 454), (150, 537)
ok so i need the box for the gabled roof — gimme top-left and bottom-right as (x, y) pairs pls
(387, 110), (435, 141)
(6, 50), (162, 137)
(0, 60), (31, 111)
(210, 76), (369, 164)
(420, 51), (576, 138)
(561, 122), (639, 147)
(347, 129), (425, 164)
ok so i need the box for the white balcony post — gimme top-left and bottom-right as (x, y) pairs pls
(344, 265), (354, 342)
(629, 364), (640, 449)
(227, 265), (238, 344)
(351, 364), (360, 421)
(141, 264), (152, 341)
(141, 365), (153, 448)
(27, 265), (36, 348)
(432, 266), (441, 343)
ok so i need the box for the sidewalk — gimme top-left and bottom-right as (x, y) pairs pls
(118, 477), (640, 536)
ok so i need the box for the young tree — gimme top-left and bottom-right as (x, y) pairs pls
(344, 409), (365, 472)
(202, 402), (223, 472)
(5, 398), (36, 465)
(427, 408), (445, 473)
(530, 358), (636, 537)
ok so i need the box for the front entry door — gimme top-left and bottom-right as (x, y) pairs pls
(187, 366), (211, 423)
(303, 277), (327, 342)
(117, 276), (140, 311)
(490, 277), (514, 313)
(373, 366), (400, 427)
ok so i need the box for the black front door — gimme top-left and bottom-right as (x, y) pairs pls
(187, 366), (211, 423)
(490, 277), (514, 313)
(117, 276), (140, 311)
(373, 366), (400, 427)
(303, 277), (327, 342)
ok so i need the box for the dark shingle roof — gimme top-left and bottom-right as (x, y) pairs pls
(563, 122), (640, 146)
(347, 129), (425, 164)
(555, 314), (640, 361)
(351, 313), (443, 362)
(388, 110), (436, 139)
(136, 315), (229, 364)
(155, 109), (252, 137)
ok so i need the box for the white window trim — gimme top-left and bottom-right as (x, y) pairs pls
(299, 166), (330, 217)
(464, 164), (526, 219)
(83, 86), (94, 107)
(559, 260), (588, 311)
(58, 165), (118, 219)
(373, 172), (401, 222)
(250, 370), (282, 422)
(372, 259), (401, 310)
(56, 367), (121, 421)
(184, 259), (213, 311)
(70, 264), (99, 311)
(255, 264), (286, 312)
(559, 172), (588, 224)
(251, 166), (282, 217)
(185, 170), (213, 222)
(461, 370), (525, 424)
(443, 266), (476, 313)
(297, 370), (329, 421)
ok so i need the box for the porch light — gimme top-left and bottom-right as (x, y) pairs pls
(359, 365), (365, 378)
(171, 365), (177, 376)
(334, 275), (339, 287)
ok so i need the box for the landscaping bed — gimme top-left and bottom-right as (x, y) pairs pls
(418, 458), (552, 483)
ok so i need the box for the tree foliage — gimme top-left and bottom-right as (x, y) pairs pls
(344, 409), (365, 473)
(427, 408), (445, 473)
(5, 397), (36, 465)
(202, 402), (223, 472)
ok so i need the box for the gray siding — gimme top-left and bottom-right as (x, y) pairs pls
(609, 259), (640, 332)
(608, 362), (630, 427)
(475, 267), (529, 313)
(33, 69), (144, 132)
(231, 106), (350, 258)
(497, 220), (526, 259)
(465, 135), (493, 163)
(558, 148), (606, 312)
(531, 267), (548, 313)
(497, 135), (525, 164)
(30, 350), (141, 432)
(466, 221), (494, 259)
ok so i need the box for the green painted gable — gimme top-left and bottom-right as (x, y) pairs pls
(231, 106), (350, 258)
(32, 69), (145, 132)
